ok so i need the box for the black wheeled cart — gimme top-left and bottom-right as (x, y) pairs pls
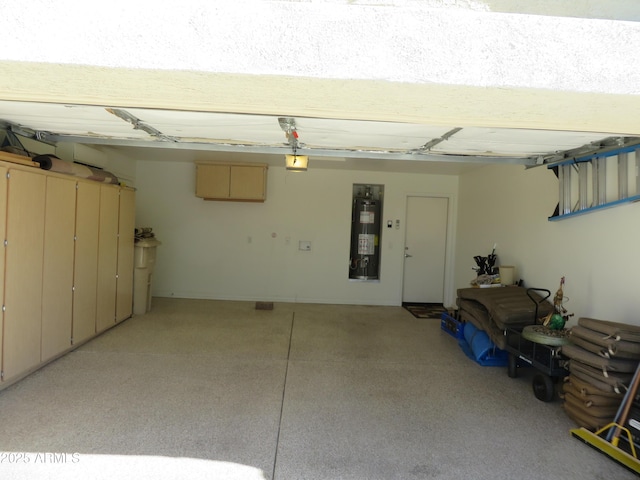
(504, 288), (569, 402)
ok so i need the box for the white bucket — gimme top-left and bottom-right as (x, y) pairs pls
(499, 266), (515, 285)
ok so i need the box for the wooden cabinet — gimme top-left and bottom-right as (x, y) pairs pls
(41, 176), (76, 362)
(230, 165), (267, 200)
(196, 163), (230, 199)
(72, 181), (100, 345)
(0, 166), (7, 377)
(0, 160), (135, 386)
(3, 168), (46, 381)
(116, 188), (135, 322)
(96, 185), (119, 333)
(196, 162), (267, 201)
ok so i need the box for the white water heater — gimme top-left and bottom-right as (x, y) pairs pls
(349, 187), (382, 279)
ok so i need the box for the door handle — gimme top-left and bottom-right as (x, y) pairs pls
(404, 253), (412, 258)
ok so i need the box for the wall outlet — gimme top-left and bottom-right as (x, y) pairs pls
(299, 240), (312, 251)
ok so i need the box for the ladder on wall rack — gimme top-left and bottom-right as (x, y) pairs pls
(548, 144), (640, 221)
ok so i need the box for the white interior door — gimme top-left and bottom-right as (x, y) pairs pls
(402, 196), (448, 304)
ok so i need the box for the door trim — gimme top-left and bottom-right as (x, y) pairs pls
(400, 192), (457, 308)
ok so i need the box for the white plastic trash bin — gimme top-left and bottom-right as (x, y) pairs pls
(133, 238), (161, 315)
(499, 265), (515, 286)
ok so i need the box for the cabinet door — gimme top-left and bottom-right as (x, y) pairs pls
(72, 181), (100, 345)
(196, 164), (230, 198)
(41, 176), (76, 362)
(3, 169), (45, 381)
(0, 166), (7, 379)
(116, 188), (135, 322)
(229, 165), (266, 200)
(96, 185), (119, 333)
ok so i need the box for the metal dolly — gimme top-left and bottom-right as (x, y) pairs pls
(503, 288), (569, 402)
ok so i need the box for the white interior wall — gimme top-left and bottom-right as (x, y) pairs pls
(455, 163), (640, 325)
(100, 148), (138, 187)
(134, 159), (458, 306)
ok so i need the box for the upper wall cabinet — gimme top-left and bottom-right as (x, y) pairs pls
(196, 162), (268, 202)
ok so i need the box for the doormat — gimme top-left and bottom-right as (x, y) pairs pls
(403, 303), (447, 319)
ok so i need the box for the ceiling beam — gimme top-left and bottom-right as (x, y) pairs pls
(1, 63), (640, 137)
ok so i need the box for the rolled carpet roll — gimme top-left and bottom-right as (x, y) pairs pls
(32, 154), (119, 184)
(32, 154), (54, 170)
(84, 165), (119, 184)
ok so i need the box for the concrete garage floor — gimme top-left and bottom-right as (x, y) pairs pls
(0, 298), (635, 479)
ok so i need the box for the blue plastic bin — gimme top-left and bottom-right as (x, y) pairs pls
(440, 312), (465, 339)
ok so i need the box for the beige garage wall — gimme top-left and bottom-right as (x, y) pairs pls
(455, 163), (640, 324)
(134, 160), (459, 306)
